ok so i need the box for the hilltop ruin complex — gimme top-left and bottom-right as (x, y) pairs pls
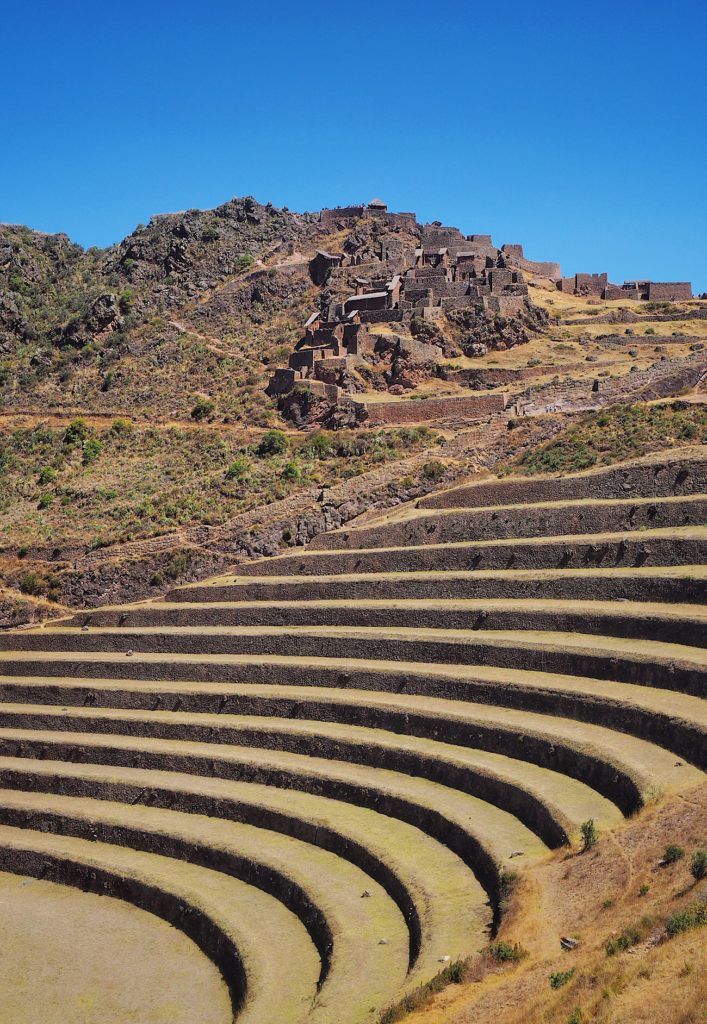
(267, 201), (693, 423)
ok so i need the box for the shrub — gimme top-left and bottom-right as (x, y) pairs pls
(566, 1010), (583, 1024)
(163, 551), (192, 580)
(37, 493), (53, 509)
(665, 901), (706, 937)
(484, 940), (527, 963)
(257, 430), (289, 457)
(378, 960), (466, 1024)
(118, 287), (135, 313)
(201, 221), (220, 242)
(110, 418), (134, 436)
(191, 397), (215, 421)
(38, 466), (57, 485)
(690, 849), (707, 881)
(225, 456), (250, 481)
(550, 968), (575, 989)
(282, 460), (301, 481)
(19, 571), (60, 600)
(606, 925), (642, 955)
(663, 844), (685, 865)
(302, 431), (334, 459)
(422, 460), (446, 482)
(236, 253), (254, 272)
(82, 437), (103, 464)
(63, 418), (90, 445)
(581, 819), (598, 851)
(639, 884), (650, 897)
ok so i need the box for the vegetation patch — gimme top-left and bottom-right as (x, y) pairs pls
(506, 403), (706, 475)
(378, 960), (466, 1024)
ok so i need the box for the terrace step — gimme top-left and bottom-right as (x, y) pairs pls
(7, 625), (705, 696)
(231, 526), (707, 576)
(416, 453), (707, 509)
(65, 598), (707, 648)
(168, 566), (707, 606)
(308, 495), (707, 551)
(0, 696), (623, 842)
(0, 754), (491, 987)
(0, 789), (411, 1020)
(2, 667), (702, 769)
(0, 823), (321, 1024)
(0, 723), (551, 911)
(0, 691), (699, 824)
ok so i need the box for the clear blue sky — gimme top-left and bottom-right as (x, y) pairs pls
(3, 0), (706, 290)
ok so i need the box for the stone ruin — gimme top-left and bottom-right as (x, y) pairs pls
(267, 200), (555, 421)
(558, 272), (692, 302)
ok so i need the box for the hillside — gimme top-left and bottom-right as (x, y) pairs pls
(0, 196), (705, 622)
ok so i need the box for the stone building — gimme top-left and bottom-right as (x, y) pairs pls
(268, 202), (558, 414)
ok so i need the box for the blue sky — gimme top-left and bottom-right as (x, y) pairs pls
(3, 0), (706, 290)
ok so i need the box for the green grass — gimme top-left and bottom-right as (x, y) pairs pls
(506, 403), (706, 476)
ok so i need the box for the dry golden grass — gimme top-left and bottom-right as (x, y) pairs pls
(389, 784), (707, 1024)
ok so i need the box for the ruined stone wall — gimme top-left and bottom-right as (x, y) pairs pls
(358, 309), (404, 324)
(516, 258), (561, 280)
(319, 206), (365, 227)
(646, 282), (692, 301)
(364, 393), (507, 425)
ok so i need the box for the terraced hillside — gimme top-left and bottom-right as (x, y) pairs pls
(0, 449), (704, 1023)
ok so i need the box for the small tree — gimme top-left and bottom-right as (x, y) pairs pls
(580, 819), (598, 851)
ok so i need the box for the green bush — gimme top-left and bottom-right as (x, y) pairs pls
(663, 844), (685, 865)
(225, 456), (250, 481)
(302, 431), (334, 459)
(606, 925), (642, 955)
(550, 968), (575, 989)
(63, 418), (90, 445)
(38, 466), (57, 485)
(191, 397), (215, 421)
(110, 418), (134, 436)
(118, 287), (135, 313)
(82, 437), (103, 464)
(236, 253), (254, 272)
(665, 901), (706, 937)
(282, 460), (301, 481)
(201, 221), (220, 242)
(37, 493), (53, 509)
(690, 849), (707, 881)
(484, 940), (526, 963)
(257, 429), (289, 457)
(566, 1010), (583, 1024)
(163, 550), (192, 580)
